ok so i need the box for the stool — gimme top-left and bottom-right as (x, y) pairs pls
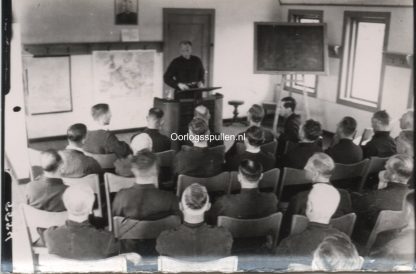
(227, 100), (245, 126)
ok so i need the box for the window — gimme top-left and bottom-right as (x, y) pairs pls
(284, 10), (323, 97)
(338, 11), (390, 111)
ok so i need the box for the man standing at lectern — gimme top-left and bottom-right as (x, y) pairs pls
(164, 40), (205, 99)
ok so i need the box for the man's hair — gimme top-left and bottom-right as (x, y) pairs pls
(182, 183), (208, 210)
(179, 40), (192, 46)
(401, 110), (414, 129)
(306, 153), (335, 179)
(338, 116), (357, 137)
(307, 183), (340, 221)
(398, 130), (414, 147)
(130, 149), (158, 178)
(303, 119), (322, 141)
(245, 126), (264, 147)
(67, 123), (87, 143)
(387, 154), (414, 182)
(239, 159), (263, 182)
(62, 185), (95, 216)
(91, 103), (110, 120)
(189, 118), (208, 136)
(40, 149), (62, 172)
(194, 105), (210, 121)
(372, 110), (390, 126)
(397, 130), (414, 156)
(148, 107), (164, 120)
(281, 97), (296, 112)
(313, 234), (362, 271)
(248, 104), (265, 123)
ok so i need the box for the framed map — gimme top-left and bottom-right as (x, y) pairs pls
(26, 56), (72, 115)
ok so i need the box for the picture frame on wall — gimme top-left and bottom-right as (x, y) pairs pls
(115, 0), (138, 25)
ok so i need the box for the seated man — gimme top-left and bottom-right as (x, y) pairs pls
(59, 123), (102, 178)
(130, 107), (171, 153)
(325, 117), (363, 164)
(276, 96), (301, 156)
(174, 118), (224, 178)
(25, 149), (67, 212)
(282, 119), (323, 169)
(275, 183), (349, 267)
(207, 159), (278, 224)
(352, 154), (413, 243)
(399, 110), (413, 132)
(83, 103), (131, 158)
(156, 183), (233, 259)
(396, 130), (413, 157)
(226, 126), (275, 171)
(361, 110), (396, 158)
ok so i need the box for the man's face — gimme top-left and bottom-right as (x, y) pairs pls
(279, 102), (290, 117)
(103, 110), (112, 125)
(180, 44), (192, 58)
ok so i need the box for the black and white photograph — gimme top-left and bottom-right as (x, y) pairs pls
(2, 0), (414, 272)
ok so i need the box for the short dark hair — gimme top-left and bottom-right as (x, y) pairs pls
(41, 149), (62, 172)
(189, 118), (208, 136)
(245, 126), (264, 147)
(179, 40), (192, 46)
(339, 116), (357, 137)
(130, 149), (158, 174)
(183, 183), (208, 210)
(398, 130), (414, 147)
(239, 159), (263, 182)
(67, 123), (87, 143)
(303, 119), (322, 141)
(248, 104), (265, 123)
(373, 110), (390, 126)
(91, 103), (109, 120)
(281, 97), (296, 112)
(148, 107), (164, 119)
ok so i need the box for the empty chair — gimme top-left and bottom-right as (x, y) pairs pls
(228, 168), (280, 194)
(330, 159), (369, 191)
(277, 167), (313, 201)
(85, 153), (117, 170)
(359, 156), (389, 191)
(158, 256), (238, 272)
(176, 171), (230, 197)
(155, 149), (175, 189)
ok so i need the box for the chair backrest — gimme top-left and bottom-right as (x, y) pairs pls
(113, 215), (181, 239)
(278, 167), (313, 200)
(359, 156), (389, 192)
(176, 171), (230, 197)
(330, 159), (369, 191)
(209, 144), (226, 154)
(104, 172), (136, 231)
(86, 153), (117, 169)
(218, 212), (283, 248)
(290, 213), (357, 237)
(261, 140), (278, 155)
(156, 149), (175, 189)
(228, 168), (280, 194)
(283, 141), (297, 154)
(157, 256), (238, 272)
(62, 174), (103, 217)
(235, 142), (246, 155)
(156, 149), (175, 166)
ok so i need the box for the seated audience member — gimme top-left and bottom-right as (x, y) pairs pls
(325, 117), (363, 164)
(282, 119), (323, 169)
(226, 126), (275, 171)
(25, 149), (67, 212)
(112, 150), (179, 220)
(396, 130), (413, 157)
(207, 159), (278, 224)
(156, 183), (233, 259)
(361, 110), (396, 158)
(130, 107), (171, 153)
(351, 154), (413, 243)
(276, 97), (301, 156)
(83, 103), (132, 158)
(275, 183), (348, 267)
(59, 123), (102, 178)
(174, 118), (224, 177)
(399, 110), (413, 132)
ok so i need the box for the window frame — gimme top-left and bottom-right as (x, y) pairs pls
(337, 11), (391, 112)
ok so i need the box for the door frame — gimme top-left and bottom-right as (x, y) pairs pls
(163, 8), (215, 87)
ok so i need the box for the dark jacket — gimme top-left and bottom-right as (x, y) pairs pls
(227, 150), (275, 171)
(362, 131), (396, 159)
(59, 149), (102, 178)
(164, 55), (205, 90)
(277, 113), (301, 156)
(25, 177), (67, 212)
(83, 129), (132, 158)
(130, 128), (171, 153)
(282, 142), (323, 169)
(325, 139), (363, 164)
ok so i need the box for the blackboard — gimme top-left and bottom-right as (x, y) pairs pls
(254, 23), (329, 75)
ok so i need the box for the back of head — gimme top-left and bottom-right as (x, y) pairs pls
(67, 123), (87, 144)
(281, 97), (296, 112)
(239, 159), (263, 184)
(312, 234), (363, 271)
(194, 105), (210, 122)
(386, 154), (413, 184)
(372, 110), (390, 130)
(62, 185), (95, 217)
(245, 126), (264, 147)
(400, 110), (414, 130)
(189, 118), (209, 136)
(179, 40), (192, 47)
(338, 116), (357, 138)
(182, 183), (209, 210)
(41, 149), (63, 173)
(306, 183), (340, 223)
(130, 149), (158, 180)
(248, 104), (265, 123)
(91, 103), (109, 121)
(305, 153), (335, 180)
(148, 107), (164, 121)
(302, 119), (322, 141)
(396, 130), (414, 156)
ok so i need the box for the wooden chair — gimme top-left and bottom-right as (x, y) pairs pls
(62, 174), (103, 217)
(218, 212), (283, 249)
(85, 153), (117, 169)
(155, 149), (175, 189)
(113, 215), (181, 240)
(176, 171), (230, 197)
(158, 256), (238, 272)
(290, 213), (357, 237)
(330, 159), (369, 191)
(261, 140), (278, 155)
(209, 144), (226, 154)
(104, 172), (136, 231)
(228, 168), (280, 194)
(277, 167), (313, 201)
(359, 156), (389, 192)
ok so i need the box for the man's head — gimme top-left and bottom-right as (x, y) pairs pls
(312, 234), (363, 271)
(306, 183), (340, 224)
(304, 153), (335, 183)
(244, 126), (264, 149)
(194, 105), (211, 124)
(180, 183), (211, 224)
(40, 149), (63, 176)
(147, 107), (164, 129)
(371, 110), (390, 131)
(247, 104), (265, 125)
(400, 110), (413, 130)
(396, 130), (414, 156)
(336, 116), (357, 139)
(67, 123), (88, 147)
(188, 118), (209, 145)
(179, 40), (192, 59)
(91, 103), (111, 126)
(63, 185), (95, 223)
(279, 97), (296, 118)
(238, 159), (264, 189)
(381, 154), (413, 185)
(130, 149), (158, 185)
(300, 119), (322, 142)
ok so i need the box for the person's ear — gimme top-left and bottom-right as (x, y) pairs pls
(306, 200), (313, 216)
(179, 202), (184, 212)
(205, 202), (211, 212)
(259, 173), (264, 181)
(237, 172), (242, 183)
(358, 256), (364, 269)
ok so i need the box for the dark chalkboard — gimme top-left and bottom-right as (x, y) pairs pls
(254, 22), (329, 74)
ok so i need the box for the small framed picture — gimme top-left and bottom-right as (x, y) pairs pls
(115, 0), (138, 25)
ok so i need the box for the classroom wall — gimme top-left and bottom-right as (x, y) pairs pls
(15, 0), (281, 139)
